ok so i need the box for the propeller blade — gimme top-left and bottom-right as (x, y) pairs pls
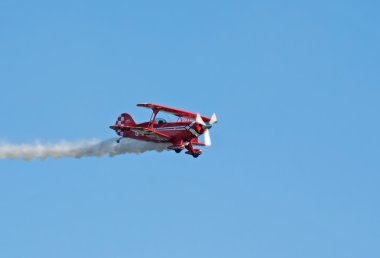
(196, 113), (206, 126)
(204, 129), (212, 147)
(210, 113), (218, 124)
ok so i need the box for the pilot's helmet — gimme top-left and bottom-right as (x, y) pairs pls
(156, 118), (167, 125)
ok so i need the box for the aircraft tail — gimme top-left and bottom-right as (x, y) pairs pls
(110, 113), (136, 136)
(115, 113), (136, 127)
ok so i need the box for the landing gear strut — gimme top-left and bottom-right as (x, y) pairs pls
(184, 142), (202, 158)
(116, 137), (123, 143)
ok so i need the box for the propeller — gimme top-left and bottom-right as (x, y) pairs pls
(196, 113), (206, 126)
(210, 113), (218, 124)
(204, 129), (212, 147)
(196, 113), (218, 147)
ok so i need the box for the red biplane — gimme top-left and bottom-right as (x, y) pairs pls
(110, 103), (218, 158)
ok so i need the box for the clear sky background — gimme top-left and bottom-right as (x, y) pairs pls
(0, 1), (379, 257)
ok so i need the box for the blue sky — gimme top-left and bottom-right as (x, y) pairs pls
(0, 0), (379, 257)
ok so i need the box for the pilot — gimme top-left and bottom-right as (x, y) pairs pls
(156, 118), (167, 125)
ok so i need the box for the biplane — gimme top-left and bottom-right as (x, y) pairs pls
(110, 103), (218, 158)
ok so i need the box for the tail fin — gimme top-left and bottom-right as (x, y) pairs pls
(111, 113), (136, 136)
(115, 113), (136, 126)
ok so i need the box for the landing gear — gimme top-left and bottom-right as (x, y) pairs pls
(169, 142), (202, 157)
(116, 137), (123, 143)
(184, 142), (202, 158)
(168, 143), (185, 153)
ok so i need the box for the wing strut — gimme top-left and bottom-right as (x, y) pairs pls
(148, 109), (159, 129)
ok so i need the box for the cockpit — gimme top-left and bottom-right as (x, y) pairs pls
(156, 118), (167, 125)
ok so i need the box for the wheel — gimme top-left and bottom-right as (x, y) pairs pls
(175, 149), (182, 153)
(116, 139), (120, 143)
(192, 154), (200, 158)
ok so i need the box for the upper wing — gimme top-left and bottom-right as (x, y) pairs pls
(137, 103), (212, 123)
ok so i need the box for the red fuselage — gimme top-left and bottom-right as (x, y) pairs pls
(113, 121), (204, 145)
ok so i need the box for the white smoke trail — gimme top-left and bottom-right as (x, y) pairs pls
(0, 138), (170, 161)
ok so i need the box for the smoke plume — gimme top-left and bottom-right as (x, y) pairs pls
(0, 138), (170, 161)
